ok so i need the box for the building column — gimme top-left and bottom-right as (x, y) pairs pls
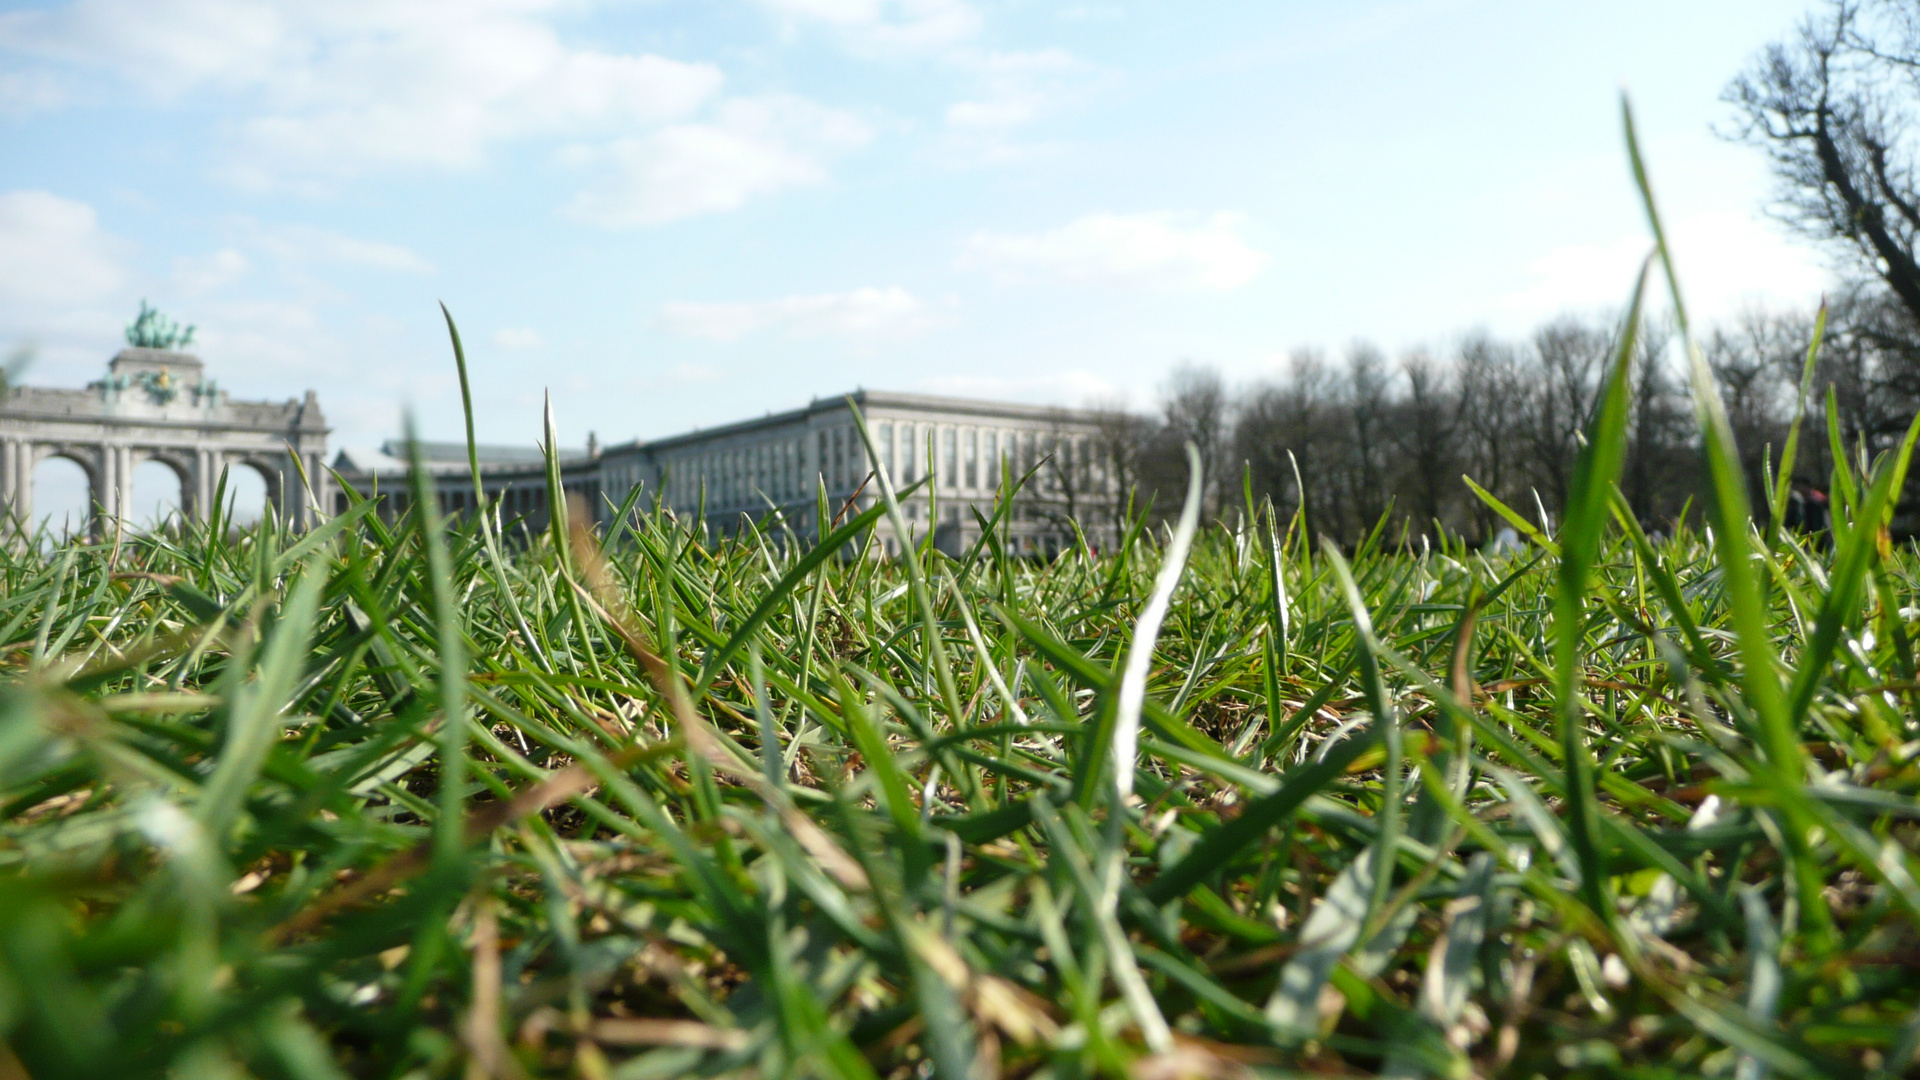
(94, 444), (113, 531)
(0, 439), (14, 520)
(110, 445), (134, 527)
(204, 450), (221, 521)
(194, 449), (212, 521)
(13, 443), (30, 546)
(307, 451), (325, 525)
(283, 452), (304, 528)
(1, 440), (21, 539)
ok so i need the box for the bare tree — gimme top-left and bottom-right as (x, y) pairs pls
(1526, 317), (1610, 511)
(1087, 397), (1155, 533)
(1392, 350), (1457, 534)
(1454, 331), (1528, 540)
(1821, 285), (1920, 456)
(1161, 362), (1229, 517)
(1019, 410), (1097, 539)
(1235, 349), (1343, 537)
(1726, 0), (1920, 321)
(1625, 316), (1692, 526)
(1705, 307), (1812, 509)
(1345, 343), (1393, 531)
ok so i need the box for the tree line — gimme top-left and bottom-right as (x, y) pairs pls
(1083, 284), (1920, 546)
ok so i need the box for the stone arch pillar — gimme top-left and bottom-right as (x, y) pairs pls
(1, 437), (28, 534)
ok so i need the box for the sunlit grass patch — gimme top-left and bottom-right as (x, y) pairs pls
(2, 100), (1920, 1079)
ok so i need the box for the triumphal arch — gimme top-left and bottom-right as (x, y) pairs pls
(0, 346), (329, 535)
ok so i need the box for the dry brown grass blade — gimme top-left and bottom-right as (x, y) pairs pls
(110, 571), (186, 587)
(588, 1018), (750, 1051)
(830, 470), (876, 528)
(462, 896), (527, 1080)
(1449, 597), (1482, 703)
(261, 503), (871, 933)
(268, 737), (666, 943)
(0, 1042), (29, 1080)
(564, 508), (872, 892)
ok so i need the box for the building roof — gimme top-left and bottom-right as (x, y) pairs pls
(333, 440), (588, 477)
(379, 439), (586, 466)
(630, 389), (1116, 453)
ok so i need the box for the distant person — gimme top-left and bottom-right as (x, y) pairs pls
(1784, 481), (1830, 541)
(1806, 486), (1830, 534)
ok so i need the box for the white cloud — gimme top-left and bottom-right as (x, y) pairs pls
(0, 0), (725, 185)
(171, 247), (250, 295)
(937, 49), (1098, 166)
(242, 222), (434, 273)
(945, 48), (1086, 130)
(1498, 211), (1831, 324)
(0, 190), (126, 306)
(566, 96), (872, 226)
(755, 0), (980, 55)
(659, 286), (944, 341)
(493, 327), (543, 350)
(958, 211), (1267, 290)
(2, 3), (881, 223)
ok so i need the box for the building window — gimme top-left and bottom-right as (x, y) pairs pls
(879, 423), (893, 478)
(900, 424), (916, 482)
(942, 427), (957, 489)
(964, 429), (978, 490)
(985, 431), (999, 488)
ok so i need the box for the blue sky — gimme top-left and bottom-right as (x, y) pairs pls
(0, 0), (1834, 455)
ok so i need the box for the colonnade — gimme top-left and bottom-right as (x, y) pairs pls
(0, 435), (321, 534)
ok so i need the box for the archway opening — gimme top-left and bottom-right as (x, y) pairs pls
(218, 463), (272, 527)
(31, 456), (92, 542)
(128, 460), (186, 530)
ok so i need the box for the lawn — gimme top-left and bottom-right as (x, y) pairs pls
(2, 108), (1919, 1080)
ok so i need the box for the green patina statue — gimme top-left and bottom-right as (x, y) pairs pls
(125, 300), (196, 351)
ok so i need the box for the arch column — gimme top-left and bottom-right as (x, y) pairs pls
(195, 449), (213, 522)
(94, 443), (114, 527)
(2, 438), (25, 536)
(117, 445), (136, 523)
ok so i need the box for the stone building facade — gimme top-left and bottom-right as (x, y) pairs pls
(602, 390), (1120, 556)
(1, 347), (329, 534)
(328, 440), (596, 528)
(335, 390), (1122, 556)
